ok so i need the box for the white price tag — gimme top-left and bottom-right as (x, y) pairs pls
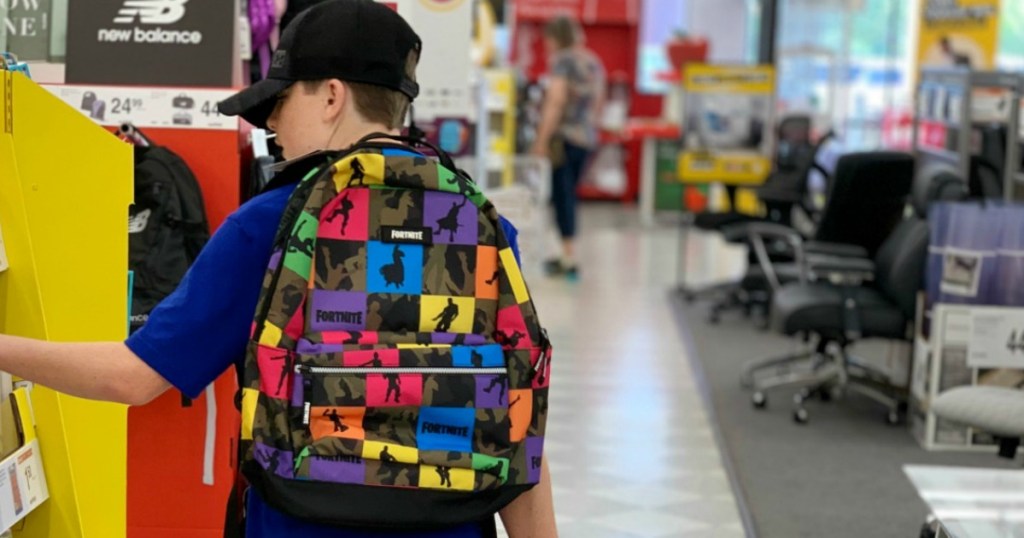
(41, 85), (239, 131)
(968, 307), (1024, 368)
(239, 16), (253, 61)
(939, 249), (986, 298)
(971, 87), (1012, 123)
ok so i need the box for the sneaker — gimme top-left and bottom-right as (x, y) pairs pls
(544, 258), (580, 280)
(543, 258), (565, 276)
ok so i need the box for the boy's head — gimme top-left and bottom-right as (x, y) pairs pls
(219, 0), (421, 159)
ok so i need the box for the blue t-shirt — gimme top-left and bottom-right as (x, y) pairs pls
(126, 180), (519, 538)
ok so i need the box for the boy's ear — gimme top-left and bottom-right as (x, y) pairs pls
(324, 79), (347, 120)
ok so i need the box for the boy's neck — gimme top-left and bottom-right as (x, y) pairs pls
(329, 123), (402, 151)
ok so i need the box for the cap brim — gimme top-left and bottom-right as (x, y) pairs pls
(217, 78), (294, 129)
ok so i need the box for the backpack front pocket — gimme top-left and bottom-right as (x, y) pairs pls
(291, 349), (514, 492)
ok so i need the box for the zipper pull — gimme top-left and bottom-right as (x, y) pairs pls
(531, 331), (552, 384)
(529, 347), (547, 382)
(300, 366), (313, 426)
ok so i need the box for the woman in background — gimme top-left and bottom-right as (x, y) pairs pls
(531, 16), (606, 280)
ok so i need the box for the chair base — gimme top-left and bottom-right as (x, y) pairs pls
(746, 341), (906, 424)
(676, 214), (778, 328)
(677, 281), (771, 326)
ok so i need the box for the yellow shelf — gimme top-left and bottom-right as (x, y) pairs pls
(1, 71), (132, 538)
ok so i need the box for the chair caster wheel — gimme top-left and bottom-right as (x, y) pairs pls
(818, 388), (833, 402)
(684, 293), (696, 303)
(752, 392), (767, 409)
(886, 410), (902, 426)
(793, 408), (809, 424)
(707, 313), (721, 324)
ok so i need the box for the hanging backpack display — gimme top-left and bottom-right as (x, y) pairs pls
(129, 144), (211, 333)
(239, 134), (552, 529)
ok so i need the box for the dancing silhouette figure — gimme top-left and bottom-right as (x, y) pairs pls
(324, 191), (355, 235)
(433, 298), (460, 332)
(436, 466), (452, 488)
(323, 408), (348, 432)
(434, 198), (469, 242)
(348, 157), (366, 186)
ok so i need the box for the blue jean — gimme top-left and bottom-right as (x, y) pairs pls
(551, 141), (591, 239)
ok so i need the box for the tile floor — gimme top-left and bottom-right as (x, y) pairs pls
(496, 205), (748, 537)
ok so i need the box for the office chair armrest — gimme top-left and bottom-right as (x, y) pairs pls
(720, 222), (756, 243)
(740, 222), (804, 245)
(805, 241), (869, 259)
(756, 184), (804, 204)
(806, 254), (875, 286)
(740, 222), (807, 291)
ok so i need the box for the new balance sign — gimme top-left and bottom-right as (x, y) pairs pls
(99, 0), (200, 45)
(97, 27), (203, 45)
(114, 0), (188, 24)
(66, 0), (233, 86)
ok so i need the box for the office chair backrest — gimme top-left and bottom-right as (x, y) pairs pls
(965, 125), (1007, 199)
(775, 115), (813, 172)
(758, 129), (835, 202)
(912, 170), (968, 217)
(969, 155), (1004, 199)
(812, 152), (915, 257)
(913, 161), (963, 213)
(875, 170), (968, 319)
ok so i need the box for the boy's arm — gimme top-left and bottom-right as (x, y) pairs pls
(0, 334), (169, 405)
(499, 457), (557, 538)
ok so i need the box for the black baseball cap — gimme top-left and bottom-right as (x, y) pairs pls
(218, 0), (422, 129)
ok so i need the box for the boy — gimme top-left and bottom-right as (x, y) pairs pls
(0, 1), (556, 536)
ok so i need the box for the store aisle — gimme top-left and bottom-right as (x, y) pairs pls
(498, 206), (747, 537)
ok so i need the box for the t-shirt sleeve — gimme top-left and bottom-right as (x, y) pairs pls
(126, 217), (269, 398)
(498, 216), (522, 267)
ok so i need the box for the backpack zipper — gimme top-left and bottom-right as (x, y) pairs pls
(295, 365), (506, 376)
(296, 364), (507, 426)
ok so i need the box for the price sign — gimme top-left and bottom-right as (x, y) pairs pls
(41, 85), (239, 131)
(968, 307), (1024, 368)
(110, 97), (145, 115)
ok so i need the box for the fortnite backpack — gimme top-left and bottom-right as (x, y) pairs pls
(239, 134), (551, 529)
(129, 145), (210, 332)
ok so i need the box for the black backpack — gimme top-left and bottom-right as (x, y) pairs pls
(129, 145), (210, 333)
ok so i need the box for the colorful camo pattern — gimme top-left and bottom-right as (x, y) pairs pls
(241, 147), (551, 494)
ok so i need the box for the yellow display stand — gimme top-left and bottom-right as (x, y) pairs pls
(483, 68), (516, 188)
(676, 64), (775, 216)
(1, 71), (131, 537)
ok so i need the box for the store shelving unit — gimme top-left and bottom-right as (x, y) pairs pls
(1, 70), (131, 537)
(913, 68), (1022, 201)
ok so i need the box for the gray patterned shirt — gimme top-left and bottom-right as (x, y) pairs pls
(550, 48), (605, 149)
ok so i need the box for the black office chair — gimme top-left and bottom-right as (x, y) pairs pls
(744, 170), (968, 424)
(683, 128), (836, 322)
(712, 152), (915, 325)
(970, 156), (1004, 199)
(692, 115), (822, 233)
